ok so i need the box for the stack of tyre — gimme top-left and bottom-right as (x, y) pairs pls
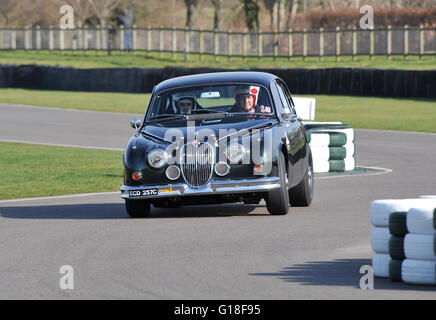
(305, 122), (355, 173)
(370, 196), (436, 285)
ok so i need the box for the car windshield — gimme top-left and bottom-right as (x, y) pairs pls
(146, 84), (275, 122)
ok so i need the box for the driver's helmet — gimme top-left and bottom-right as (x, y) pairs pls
(172, 92), (197, 115)
(234, 86), (256, 107)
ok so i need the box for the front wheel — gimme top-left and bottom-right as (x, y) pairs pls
(266, 153), (289, 216)
(289, 149), (314, 207)
(125, 199), (151, 218)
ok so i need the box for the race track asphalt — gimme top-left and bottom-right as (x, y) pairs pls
(0, 103), (435, 299)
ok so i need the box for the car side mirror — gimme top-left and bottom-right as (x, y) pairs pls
(130, 118), (142, 130)
(281, 108), (291, 120)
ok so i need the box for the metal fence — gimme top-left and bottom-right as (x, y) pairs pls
(0, 26), (435, 60)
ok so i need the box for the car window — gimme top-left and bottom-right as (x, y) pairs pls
(275, 82), (292, 114)
(146, 84), (275, 121)
(279, 82), (297, 115)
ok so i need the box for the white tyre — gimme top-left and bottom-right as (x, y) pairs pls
(344, 157), (355, 171)
(310, 133), (330, 147)
(371, 227), (390, 254)
(372, 253), (391, 278)
(402, 259), (436, 285)
(370, 199), (436, 228)
(312, 160), (330, 173)
(404, 234), (436, 261)
(407, 207), (436, 235)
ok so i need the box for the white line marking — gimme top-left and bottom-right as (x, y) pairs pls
(0, 192), (120, 204)
(316, 166), (393, 180)
(0, 139), (124, 151)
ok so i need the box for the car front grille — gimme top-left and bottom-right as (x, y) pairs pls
(180, 142), (215, 188)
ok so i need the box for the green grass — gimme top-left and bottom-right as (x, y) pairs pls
(0, 142), (123, 200)
(0, 88), (150, 114)
(0, 88), (435, 132)
(1, 50), (436, 70)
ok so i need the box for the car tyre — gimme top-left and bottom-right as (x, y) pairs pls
(289, 149), (314, 207)
(266, 153), (289, 216)
(125, 199), (151, 218)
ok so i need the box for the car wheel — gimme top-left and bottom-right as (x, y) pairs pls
(266, 153), (289, 216)
(125, 199), (151, 218)
(289, 149), (314, 207)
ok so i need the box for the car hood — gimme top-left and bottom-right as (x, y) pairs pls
(142, 117), (275, 143)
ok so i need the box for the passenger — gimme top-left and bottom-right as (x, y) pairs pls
(172, 93), (197, 115)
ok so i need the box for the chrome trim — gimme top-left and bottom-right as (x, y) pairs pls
(180, 142), (215, 188)
(120, 177), (281, 200)
(166, 165), (181, 181)
(214, 161), (230, 177)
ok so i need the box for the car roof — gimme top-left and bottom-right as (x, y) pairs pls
(154, 71), (279, 93)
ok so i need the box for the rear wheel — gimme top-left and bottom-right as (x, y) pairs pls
(289, 149), (314, 207)
(125, 199), (151, 218)
(266, 153), (289, 216)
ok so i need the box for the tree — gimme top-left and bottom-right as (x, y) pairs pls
(0, 0), (15, 25)
(243, 0), (260, 30)
(184, 0), (199, 28)
(64, 0), (94, 26)
(89, 0), (121, 28)
(210, 0), (221, 29)
(263, 0), (277, 30)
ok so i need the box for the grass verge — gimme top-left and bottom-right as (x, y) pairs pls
(0, 50), (436, 70)
(0, 142), (123, 200)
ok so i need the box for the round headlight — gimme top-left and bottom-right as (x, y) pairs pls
(226, 143), (246, 163)
(147, 149), (168, 169)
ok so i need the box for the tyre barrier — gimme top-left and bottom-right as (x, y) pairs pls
(370, 198), (436, 285)
(304, 123), (356, 173)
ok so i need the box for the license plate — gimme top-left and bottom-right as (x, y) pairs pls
(129, 189), (158, 198)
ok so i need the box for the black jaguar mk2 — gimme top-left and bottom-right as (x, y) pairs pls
(121, 72), (314, 217)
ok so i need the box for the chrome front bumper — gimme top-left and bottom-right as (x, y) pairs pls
(120, 177), (280, 200)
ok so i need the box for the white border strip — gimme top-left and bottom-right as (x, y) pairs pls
(0, 139), (124, 151)
(316, 166), (393, 180)
(0, 192), (120, 204)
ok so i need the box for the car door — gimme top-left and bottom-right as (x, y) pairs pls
(274, 80), (303, 187)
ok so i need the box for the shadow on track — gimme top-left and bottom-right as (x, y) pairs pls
(250, 259), (436, 292)
(0, 203), (263, 220)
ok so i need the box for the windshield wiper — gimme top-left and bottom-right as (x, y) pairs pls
(229, 112), (275, 117)
(147, 114), (187, 122)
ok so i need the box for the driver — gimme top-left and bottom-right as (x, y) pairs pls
(173, 93), (197, 115)
(232, 86), (256, 114)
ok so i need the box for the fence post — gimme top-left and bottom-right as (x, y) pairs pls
(352, 26), (357, 61)
(159, 27), (163, 58)
(120, 25), (125, 53)
(258, 30), (263, 61)
(214, 29), (219, 61)
(303, 29), (307, 61)
(387, 25), (392, 61)
(336, 27), (341, 62)
(184, 27), (189, 63)
(49, 26), (54, 51)
(319, 28), (324, 61)
(404, 25), (408, 60)
(0, 27), (3, 50)
(172, 27), (176, 59)
(11, 27), (16, 50)
(60, 28), (65, 52)
(228, 30), (232, 62)
(288, 29), (293, 60)
(84, 26), (88, 53)
(200, 29), (204, 61)
(132, 25), (137, 54)
(243, 30), (247, 62)
(36, 26), (41, 50)
(370, 27), (374, 60)
(24, 26), (30, 50)
(273, 29), (278, 61)
(96, 26), (101, 54)
(147, 26), (151, 56)
(419, 25), (424, 60)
